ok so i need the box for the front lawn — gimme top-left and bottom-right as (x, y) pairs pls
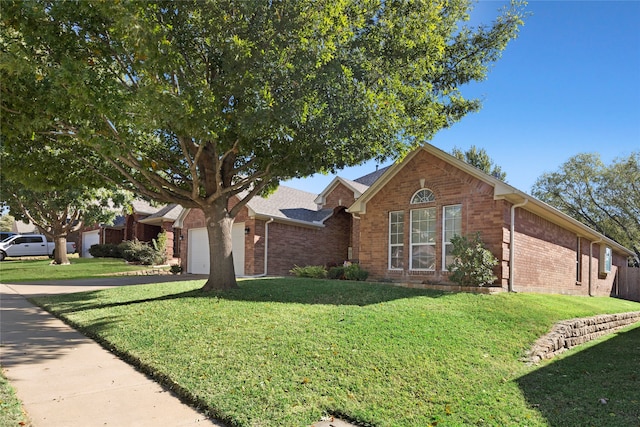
(0, 257), (159, 283)
(32, 278), (640, 426)
(0, 372), (31, 427)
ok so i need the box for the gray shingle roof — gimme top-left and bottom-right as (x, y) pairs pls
(354, 166), (391, 187)
(246, 186), (332, 224)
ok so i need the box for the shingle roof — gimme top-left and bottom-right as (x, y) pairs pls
(246, 186), (332, 224)
(141, 204), (184, 222)
(353, 166), (391, 187)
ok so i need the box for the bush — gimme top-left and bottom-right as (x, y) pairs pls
(446, 233), (498, 287)
(152, 231), (168, 265)
(289, 265), (327, 279)
(328, 264), (369, 281)
(343, 263), (369, 281)
(88, 243), (123, 258)
(327, 266), (345, 280)
(119, 239), (163, 265)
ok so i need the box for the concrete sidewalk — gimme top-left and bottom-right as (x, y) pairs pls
(1, 276), (225, 427)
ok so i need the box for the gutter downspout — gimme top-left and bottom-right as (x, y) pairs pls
(263, 218), (274, 276)
(589, 238), (602, 297)
(509, 199), (528, 292)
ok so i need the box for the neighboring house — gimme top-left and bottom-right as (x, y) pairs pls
(79, 200), (184, 260)
(176, 143), (638, 299)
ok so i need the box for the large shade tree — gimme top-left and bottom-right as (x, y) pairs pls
(2, 0), (526, 289)
(532, 152), (640, 263)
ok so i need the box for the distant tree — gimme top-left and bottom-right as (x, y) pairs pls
(532, 152), (639, 262)
(0, 132), (130, 264)
(451, 145), (507, 181)
(0, 214), (15, 232)
(2, 0), (526, 289)
(0, 179), (131, 264)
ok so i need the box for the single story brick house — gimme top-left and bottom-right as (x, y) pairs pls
(79, 200), (183, 260)
(175, 143), (637, 298)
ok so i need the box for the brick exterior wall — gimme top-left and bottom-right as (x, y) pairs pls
(266, 213), (349, 275)
(323, 182), (358, 210)
(510, 208), (626, 296)
(321, 182), (360, 261)
(356, 149), (629, 296)
(357, 149), (507, 284)
(178, 201), (351, 276)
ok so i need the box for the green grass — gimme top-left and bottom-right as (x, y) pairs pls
(1, 371), (31, 427)
(32, 278), (640, 427)
(0, 257), (158, 283)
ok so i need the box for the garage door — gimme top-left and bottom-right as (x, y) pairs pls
(188, 224), (245, 276)
(82, 230), (100, 258)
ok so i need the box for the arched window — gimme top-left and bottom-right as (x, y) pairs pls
(411, 188), (435, 204)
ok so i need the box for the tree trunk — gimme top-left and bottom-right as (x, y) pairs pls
(201, 197), (238, 291)
(53, 235), (70, 265)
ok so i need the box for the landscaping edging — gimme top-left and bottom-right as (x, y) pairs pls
(525, 311), (640, 364)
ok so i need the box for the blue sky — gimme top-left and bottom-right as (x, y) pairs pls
(283, 0), (640, 196)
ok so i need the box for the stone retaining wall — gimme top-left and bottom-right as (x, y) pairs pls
(526, 311), (640, 364)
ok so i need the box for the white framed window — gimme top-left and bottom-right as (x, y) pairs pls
(442, 204), (462, 270)
(411, 188), (435, 204)
(410, 207), (436, 270)
(389, 211), (404, 270)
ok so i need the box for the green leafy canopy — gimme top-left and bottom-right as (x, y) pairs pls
(1, 0), (526, 286)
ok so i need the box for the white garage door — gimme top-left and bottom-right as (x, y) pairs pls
(187, 223), (245, 276)
(82, 230), (100, 258)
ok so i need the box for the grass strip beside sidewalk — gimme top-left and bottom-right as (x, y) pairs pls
(32, 278), (640, 427)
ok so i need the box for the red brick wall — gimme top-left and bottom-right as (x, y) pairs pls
(179, 201), (351, 276)
(324, 182), (357, 210)
(323, 183), (360, 262)
(104, 228), (124, 244)
(357, 150), (507, 284)
(510, 208), (580, 293)
(266, 209), (350, 275)
(504, 205), (627, 296)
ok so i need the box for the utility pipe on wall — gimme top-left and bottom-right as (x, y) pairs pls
(509, 199), (528, 292)
(589, 238), (602, 297)
(263, 218), (274, 276)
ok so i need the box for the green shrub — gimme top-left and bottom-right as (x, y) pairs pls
(289, 265), (327, 279)
(343, 263), (369, 281)
(170, 264), (183, 275)
(152, 231), (168, 265)
(446, 233), (498, 287)
(88, 243), (123, 258)
(119, 240), (161, 265)
(327, 266), (345, 280)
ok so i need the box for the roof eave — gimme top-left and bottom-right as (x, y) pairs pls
(252, 213), (325, 229)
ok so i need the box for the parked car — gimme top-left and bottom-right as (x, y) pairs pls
(0, 231), (16, 241)
(0, 234), (76, 261)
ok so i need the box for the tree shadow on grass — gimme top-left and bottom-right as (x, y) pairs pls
(516, 324), (640, 427)
(32, 277), (448, 315)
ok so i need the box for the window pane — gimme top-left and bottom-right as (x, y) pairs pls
(411, 189), (435, 204)
(411, 208), (436, 244)
(443, 205), (462, 242)
(444, 243), (455, 269)
(390, 246), (404, 269)
(411, 245), (435, 270)
(389, 211), (404, 269)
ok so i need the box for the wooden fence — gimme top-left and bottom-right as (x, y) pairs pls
(617, 267), (640, 302)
